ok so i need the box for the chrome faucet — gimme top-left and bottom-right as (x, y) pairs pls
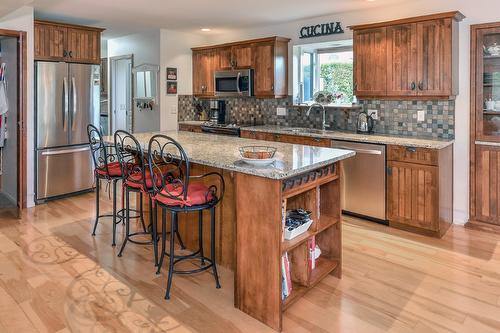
(306, 103), (329, 131)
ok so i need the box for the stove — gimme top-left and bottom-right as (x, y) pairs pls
(200, 122), (241, 136)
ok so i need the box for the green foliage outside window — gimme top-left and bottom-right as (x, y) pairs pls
(320, 63), (354, 104)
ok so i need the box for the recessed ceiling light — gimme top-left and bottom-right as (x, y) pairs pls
(201, 28), (211, 32)
(367, 0), (376, 2)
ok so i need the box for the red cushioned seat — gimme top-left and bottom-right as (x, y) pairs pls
(125, 169), (163, 190)
(155, 183), (214, 207)
(96, 161), (122, 177)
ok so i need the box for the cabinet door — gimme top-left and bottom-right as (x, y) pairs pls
(233, 44), (253, 69)
(66, 28), (101, 64)
(387, 161), (439, 231)
(386, 24), (417, 96)
(34, 22), (67, 61)
(219, 47), (233, 70)
(253, 41), (275, 97)
(473, 145), (500, 225)
(192, 49), (217, 96)
(416, 18), (453, 96)
(353, 28), (387, 97)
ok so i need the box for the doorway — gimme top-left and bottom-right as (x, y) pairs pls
(110, 55), (133, 133)
(0, 29), (27, 216)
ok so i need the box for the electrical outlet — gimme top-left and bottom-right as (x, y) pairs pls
(368, 109), (378, 120)
(276, 107), (287, 116)
(170, 105), (177, 114)
(417, 110), (425, 122)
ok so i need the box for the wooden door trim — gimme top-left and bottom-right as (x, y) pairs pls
(109, 54), (134, 134)
(0, 29), (27, 210)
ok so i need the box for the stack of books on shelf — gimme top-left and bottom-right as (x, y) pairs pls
(281, 252), (292, 300)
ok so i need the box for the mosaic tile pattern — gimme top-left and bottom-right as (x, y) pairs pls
(178, 95), (455, 139)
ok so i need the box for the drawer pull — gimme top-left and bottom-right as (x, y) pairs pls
(406, 147), (417, 153)
(313, 138), (321, 142)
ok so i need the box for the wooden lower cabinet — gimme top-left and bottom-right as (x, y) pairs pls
(387, 161), (438, 231)
(178, 123), (203, 133)
(240, 130), (330, 147)
(471, 145), (500, 225)
(387, 145), (453, 237)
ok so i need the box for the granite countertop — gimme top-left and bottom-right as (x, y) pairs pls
(179, 120), (206, 126)
(103, 131), (354, 180)
(241, 125), (454, 149)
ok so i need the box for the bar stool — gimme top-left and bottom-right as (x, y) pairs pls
(87, 124), (123, 246)
(114, 130), (166, 264)
(148, 134), (225, 299)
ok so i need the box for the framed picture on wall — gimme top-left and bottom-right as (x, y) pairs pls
(167, 67), (177, 80)
(167, 81), (177, 95)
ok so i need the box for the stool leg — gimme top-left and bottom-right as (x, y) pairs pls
(151, 197), (158, 267)
(175, 218), (185, 250)
(198, 210), (205, 265)
(91, 175), (100, 236)
(112, 179), (117, 246)
(165, 210), (176, 300)
(156, 207), (167, 275)
(118, 187), (130, 257)
(139, 194), (147, 233)
(210, 207), (221, 289)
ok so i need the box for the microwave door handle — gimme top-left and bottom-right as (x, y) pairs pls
(236, 72), (241, 94)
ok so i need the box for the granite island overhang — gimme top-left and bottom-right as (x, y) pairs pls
(103, 131), (354, 331)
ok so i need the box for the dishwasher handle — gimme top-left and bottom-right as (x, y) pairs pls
(334, 146), (383, 155)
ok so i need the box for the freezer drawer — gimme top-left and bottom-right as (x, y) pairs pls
(36, 145), (94, 201)
(331, 140), (387, 222)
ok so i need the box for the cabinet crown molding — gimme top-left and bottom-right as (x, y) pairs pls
(34, 19), (105, 32)
(191, 36), (291, 51)
(348, 11), (465, 31)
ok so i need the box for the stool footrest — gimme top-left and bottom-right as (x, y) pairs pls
(127, 231), (154, 245)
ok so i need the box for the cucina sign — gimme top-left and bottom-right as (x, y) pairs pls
(299, 22), (344, 39)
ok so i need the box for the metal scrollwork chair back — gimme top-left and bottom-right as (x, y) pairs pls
(87, 124), (116, 178)
(113, 130), (148, 190)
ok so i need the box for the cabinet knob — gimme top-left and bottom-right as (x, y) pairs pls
(313, 138), (321, 142)
(271, 84), (274, 92)
(410, 82), (416, 90)
(274, 134), (280, 140)
(63, 50), (68, 57)
(406, 146), (417, 153)
(418, 82), (424, 91)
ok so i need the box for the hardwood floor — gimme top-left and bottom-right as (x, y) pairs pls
(1, 191), (500, 332)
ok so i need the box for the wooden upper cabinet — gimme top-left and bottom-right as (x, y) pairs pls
(386, 24), (417, 96)
(34, 22), (67, 61)
(353, 27), (387, 96)
(416, 18), (455, 96)
(66, 28), (101, 64)
(253, 41), (275, 97)
(193, 49), (218, 96)
(233, 44), (253, 68)
(350, 11), (463, 99)
(192, 36), (290, 98)
(219, 47), (233, 70)
(34, 20), (104, 64)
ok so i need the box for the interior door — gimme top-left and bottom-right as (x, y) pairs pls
(111, 57), (132, 132)
(36, 61), (69, 149)
(69, 63), (99, 145)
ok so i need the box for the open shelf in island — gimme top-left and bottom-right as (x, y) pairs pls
(235, 162), (343, 332)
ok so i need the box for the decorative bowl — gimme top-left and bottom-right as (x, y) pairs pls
(239, 146), (277, 159)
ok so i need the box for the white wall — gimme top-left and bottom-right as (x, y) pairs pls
(108, 30), (161, 133)
(159, 29), (207, 131)
(0, 6), (34, 207)
(201, 0), (500, 224)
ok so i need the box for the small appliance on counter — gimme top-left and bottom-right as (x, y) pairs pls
(357, 111), (375, 134)
(209, 100), (226, 124)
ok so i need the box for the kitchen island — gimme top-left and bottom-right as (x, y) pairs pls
(104, 131), (354, 331)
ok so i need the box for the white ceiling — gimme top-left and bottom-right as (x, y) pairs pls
(11, 0), (408, 38)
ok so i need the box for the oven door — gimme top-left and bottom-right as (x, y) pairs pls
(215, 70), (252, 96)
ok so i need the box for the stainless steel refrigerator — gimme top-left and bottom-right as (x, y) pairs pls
(35, 61), (100, 202)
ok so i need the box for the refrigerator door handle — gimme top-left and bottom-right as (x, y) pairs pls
(71, 77), (77, 131)
(63, 77), (69, 132)
(41, 146), (90, 156)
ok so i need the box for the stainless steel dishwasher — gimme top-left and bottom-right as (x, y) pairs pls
(331, 140), (387, 224)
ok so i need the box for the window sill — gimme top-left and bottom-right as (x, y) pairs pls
(292, 103), (362, 110)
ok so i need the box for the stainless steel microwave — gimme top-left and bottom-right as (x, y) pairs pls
(214, 69), (253, 97)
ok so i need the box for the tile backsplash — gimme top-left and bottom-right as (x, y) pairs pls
(178, 95), (455, 139)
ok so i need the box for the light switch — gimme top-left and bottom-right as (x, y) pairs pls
(170, 105), (177, 114)
(276, 107), (287, 116)
(417, 110), (425, 122)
